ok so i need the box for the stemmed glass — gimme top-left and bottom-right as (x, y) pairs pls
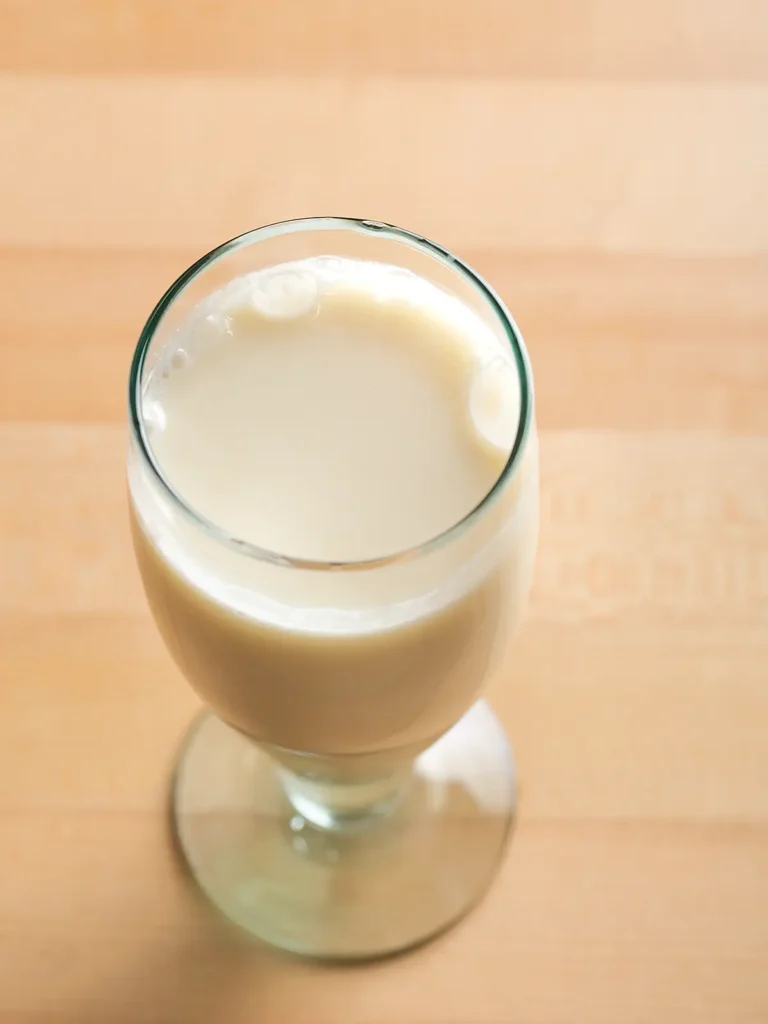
(127, 218), (538, 958)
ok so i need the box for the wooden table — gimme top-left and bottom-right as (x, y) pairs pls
(1, 2), (767, 1021)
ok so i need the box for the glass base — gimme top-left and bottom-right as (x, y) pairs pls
(172, 701), (516, 960)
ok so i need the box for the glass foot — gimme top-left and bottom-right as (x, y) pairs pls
(172, 701), (516, 959)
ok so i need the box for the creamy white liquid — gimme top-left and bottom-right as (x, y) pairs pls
(129, 258), (538, 755)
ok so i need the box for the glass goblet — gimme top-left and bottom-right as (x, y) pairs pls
(127, 218), (539, 959)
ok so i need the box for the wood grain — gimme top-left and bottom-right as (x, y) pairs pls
(1, 0), (767, 1021)
(3, 250), (768, 430)
(2, 0), (767, 80)
(1, 78), (767, 252)
(0, 816), (765, 1023)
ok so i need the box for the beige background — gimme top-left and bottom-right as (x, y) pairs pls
(1, 1), (767, 1021)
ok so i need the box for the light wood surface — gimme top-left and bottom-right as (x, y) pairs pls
(1, 2), (767, 1021)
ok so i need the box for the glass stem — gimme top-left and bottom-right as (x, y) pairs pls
(277, 763), (411, 831)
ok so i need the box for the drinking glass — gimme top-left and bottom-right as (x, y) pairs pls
(127, 218), (538, 958)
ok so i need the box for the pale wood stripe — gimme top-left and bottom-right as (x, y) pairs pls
(1, 78), (767, 253)
(0, 426), (144, 614)
(0, 248), (193, 423)
(537, 431), (768, 623)
(4, 248), (767, 430)
(3, 426), (768, 621)
(1, 613), (766, 823)
(495, 619), (768, 823)
(0, 615), (196, 812)
(0, 815), (765, 1023)
(1, 0), (767, 79)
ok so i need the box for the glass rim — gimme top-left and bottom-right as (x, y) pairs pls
(128, 216), (534, 572)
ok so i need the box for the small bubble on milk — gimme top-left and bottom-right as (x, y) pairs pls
(249, 268), (320, 320)
(469, 357), (520, 453)
(185, 309), (232, 352)
(170, 347), (188, 371)
(143, 397), (167, 435)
